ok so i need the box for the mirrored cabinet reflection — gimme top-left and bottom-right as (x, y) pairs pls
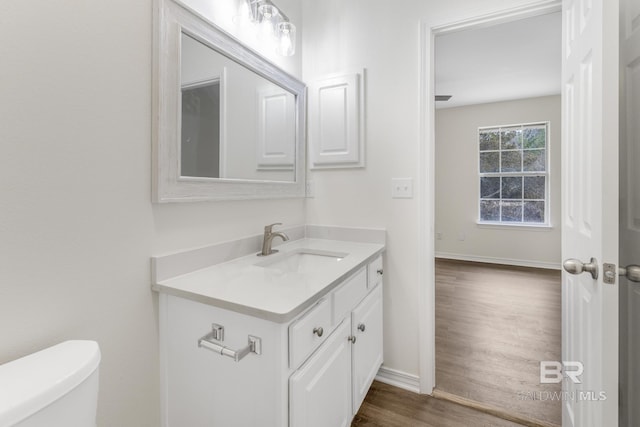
(181, 77), (221, 179)
(179, 32), (296, 183)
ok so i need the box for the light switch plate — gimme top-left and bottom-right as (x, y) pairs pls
(391, 178), (413, 198)
(306, 181), (315, 198)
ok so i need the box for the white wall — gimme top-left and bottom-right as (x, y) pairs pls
(0, 1), (303, 426)
(301, 0), (556, 382)
(435, 96), (562, 267)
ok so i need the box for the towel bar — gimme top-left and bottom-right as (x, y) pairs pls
(198, 330), (262, 362)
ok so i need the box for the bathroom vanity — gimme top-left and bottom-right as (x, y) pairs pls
(153, 235), (384, 426)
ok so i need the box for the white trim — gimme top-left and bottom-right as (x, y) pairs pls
(431, 0), (562, 35)
(417, 20), (435, 395)
(375, 366), (421, 394)
(476, 222), (554, 231)
(435, 252), (561, 270)
(418, 0), (562, 398)
(477, 120), (553, 130)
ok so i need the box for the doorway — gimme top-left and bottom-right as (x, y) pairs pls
(421, 1), (636, 426)
(433, 260), (561, 424)
(431, 8), (563, 426)
(619, 0), (640, 423)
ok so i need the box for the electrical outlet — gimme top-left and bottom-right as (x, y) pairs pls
(391, 178), (413, 199)
(458, 232), (466, 241)
(436, 232), (443, 240)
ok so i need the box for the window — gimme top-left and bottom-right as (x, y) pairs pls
(478, 122), (549, 225)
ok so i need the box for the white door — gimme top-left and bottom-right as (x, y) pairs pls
(619, 0), (640, 424)
(289, 319), (352, 427)
(351, 285), (383, 414)
(561, 0), (619, 426)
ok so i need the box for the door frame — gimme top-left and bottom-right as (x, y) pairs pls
(418, 0), (563, 394)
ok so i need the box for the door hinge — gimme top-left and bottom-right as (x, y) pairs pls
(603, 263), (617, 285)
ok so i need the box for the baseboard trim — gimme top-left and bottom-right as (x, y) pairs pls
(375, 366), (421, 394)
(432, 389), (560, 427)
(435, 252), (561, 270)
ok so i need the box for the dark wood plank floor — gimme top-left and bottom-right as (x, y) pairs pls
(352, 381), (524, 427)
(435, 259), (561, 425)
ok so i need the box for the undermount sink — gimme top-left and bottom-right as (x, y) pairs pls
(256, 248), (348, 273)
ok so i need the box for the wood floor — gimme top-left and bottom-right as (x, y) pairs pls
(435, 259), (562, 425)
(352, 381), (524, 426)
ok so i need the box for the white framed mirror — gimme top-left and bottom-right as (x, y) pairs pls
(153, 0), (306, 202)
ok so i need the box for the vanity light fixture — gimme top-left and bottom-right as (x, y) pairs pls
(245, 0), (296, 56)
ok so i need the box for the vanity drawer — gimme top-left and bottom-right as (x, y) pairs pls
(289, 298), (332, 368)
(333, 267), (367, 324)
(367, 255), (383, 289)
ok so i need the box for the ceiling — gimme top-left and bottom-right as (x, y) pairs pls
(435, 12), (562, 109)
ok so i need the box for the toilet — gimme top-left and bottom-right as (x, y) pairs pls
(0, 340), (100, 427)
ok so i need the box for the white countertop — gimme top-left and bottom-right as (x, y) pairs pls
(152, 238), (385, 323)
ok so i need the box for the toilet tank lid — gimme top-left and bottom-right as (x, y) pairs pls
(0, 340), (101, 425)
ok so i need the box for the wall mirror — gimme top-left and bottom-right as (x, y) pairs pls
(153, 0), (306, 202)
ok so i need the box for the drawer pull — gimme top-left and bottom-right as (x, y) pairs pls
(313, 327), (324, 337)
(357, 323), (366, 332)
(198, 328), (262, 362)
(377, 268), (383, 275)
(348, 335), (357, 344)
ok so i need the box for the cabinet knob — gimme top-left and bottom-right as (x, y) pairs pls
(313, 327), (324, 337)
(348, 335), (357, 344)
(357, 323), (366, 332)
(377, 268), (383, 275)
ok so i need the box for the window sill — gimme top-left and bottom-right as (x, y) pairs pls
(476, 221), (554, 231)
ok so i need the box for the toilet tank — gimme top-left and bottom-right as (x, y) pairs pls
(0, 340), (100, 427)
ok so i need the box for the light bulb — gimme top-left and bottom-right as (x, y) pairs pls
(258, 4), (278, 39)
(238, 1), (251, 22)
(277, 22), (295, 56)
(258, 4), (278, 21)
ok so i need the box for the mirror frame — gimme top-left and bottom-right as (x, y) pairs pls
(152, 0), (306, 202)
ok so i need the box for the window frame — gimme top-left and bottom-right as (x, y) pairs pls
(477, 121), (551, 228)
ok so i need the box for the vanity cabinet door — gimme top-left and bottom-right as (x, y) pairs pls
(289, 319), (352, 427)
(351, 284), (383, 414)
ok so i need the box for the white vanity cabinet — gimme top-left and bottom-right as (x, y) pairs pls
(290, 272), (384, 427)
(351, 284), (384, 411)
(158, 254), (384, 427)
(289, 318), (353, 427)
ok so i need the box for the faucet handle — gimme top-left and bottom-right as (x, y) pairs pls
(264, 223), (283, 233)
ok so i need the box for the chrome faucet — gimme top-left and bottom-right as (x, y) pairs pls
(258, 223), (289, 256)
